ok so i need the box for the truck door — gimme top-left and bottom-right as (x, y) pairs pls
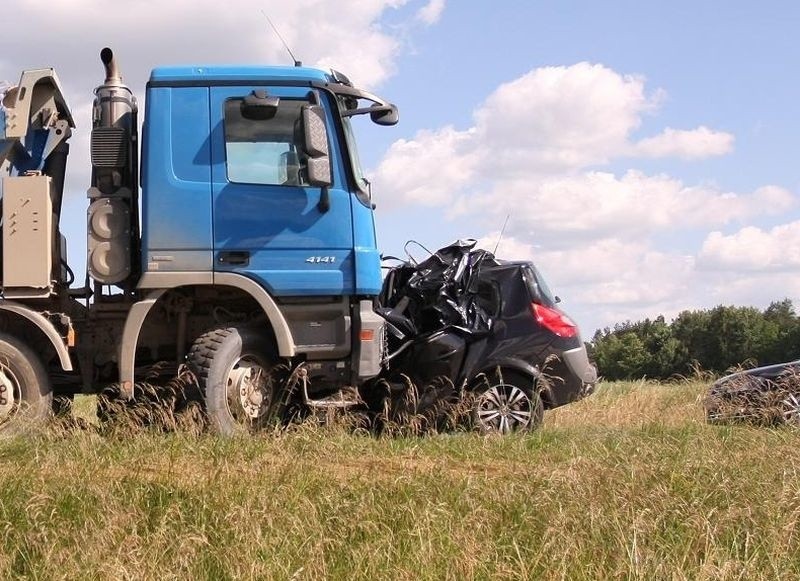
(210, 86), (354, 296)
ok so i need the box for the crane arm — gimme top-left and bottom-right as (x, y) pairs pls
(1, 68), (74, 173)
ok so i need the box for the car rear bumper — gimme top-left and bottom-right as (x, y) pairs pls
(541, 343), (597, 407)
(563, 345), (598, 385)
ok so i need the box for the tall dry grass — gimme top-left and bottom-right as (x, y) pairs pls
(0, 380), (799, 579)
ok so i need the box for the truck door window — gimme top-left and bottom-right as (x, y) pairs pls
(224, 98), (308, 186)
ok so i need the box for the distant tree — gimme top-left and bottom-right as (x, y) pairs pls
(593, 331), (650, 380)
(706, 306), (770, 370)
(636, 316), (687, 377)
(671, 310), (712, 372)
(765, 298), (796, 323)
(591, 300), (800, 380)
(764, 299), (799, 362)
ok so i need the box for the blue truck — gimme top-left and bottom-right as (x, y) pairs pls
(0, 49), (399, 434)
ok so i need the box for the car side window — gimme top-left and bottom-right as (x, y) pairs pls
(223, 98), (307, 186)
(475, 280), (501, 318)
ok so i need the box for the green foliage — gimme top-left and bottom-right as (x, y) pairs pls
(592, 300), (800, 380)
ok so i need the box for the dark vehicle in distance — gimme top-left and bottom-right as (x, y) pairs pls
(371, 241), (596, 433)
(705, 360), (800, 424)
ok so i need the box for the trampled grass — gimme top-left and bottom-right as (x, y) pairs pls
(2, 380), (800, 579)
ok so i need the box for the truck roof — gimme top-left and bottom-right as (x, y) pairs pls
(149, 65), (335, 85)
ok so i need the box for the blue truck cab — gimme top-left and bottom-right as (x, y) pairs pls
(141, 66), (384, 296)
(132, 65), (398, 416)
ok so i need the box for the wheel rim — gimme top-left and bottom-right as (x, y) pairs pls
(226, 355), (272, 424)
(0, 364), (19, 421)
(782, 392), (800, 425)
(476, 381), (533, 434)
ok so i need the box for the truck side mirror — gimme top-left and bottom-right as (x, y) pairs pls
(342, 103), (399, 126)
(370, 104), (399, 126)
(301, 105), (332, 187)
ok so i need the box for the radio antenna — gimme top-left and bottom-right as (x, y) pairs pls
(261, 10), (302, 67)
(493, 215), (510, 255)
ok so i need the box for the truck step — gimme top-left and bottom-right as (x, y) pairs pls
(297, 368), (362, 409)
(304, 389), (362, 409)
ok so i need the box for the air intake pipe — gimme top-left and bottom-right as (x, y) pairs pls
(87, 47), (140, 287)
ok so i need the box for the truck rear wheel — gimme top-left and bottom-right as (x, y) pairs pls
(188, 326), (278, 436)
(0, 332), (53, 434)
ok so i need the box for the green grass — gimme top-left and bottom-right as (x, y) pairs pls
(1, 380), (800, 579)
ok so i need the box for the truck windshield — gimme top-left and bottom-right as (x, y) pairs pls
(341, 115), (369, 193)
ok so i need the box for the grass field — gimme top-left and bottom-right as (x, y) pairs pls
(1, 380), (799, 580)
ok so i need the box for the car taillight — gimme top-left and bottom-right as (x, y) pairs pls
(531, 303), (578, 338)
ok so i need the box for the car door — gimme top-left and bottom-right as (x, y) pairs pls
(210, 86), (354, 296)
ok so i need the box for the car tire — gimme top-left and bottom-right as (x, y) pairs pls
(471, 369), (544, 434)
(781, 391), (800, 425)
(188, 326), (278, 436)
(0, 332), (53, 434)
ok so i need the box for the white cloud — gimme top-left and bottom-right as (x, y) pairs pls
(374, 62), (655, 196)
(373, 62), (746, 209)
(376, 126), (478, 206)
(473, 63), (657, 170)
(699, 221), (800, 272)
(483, 234), (693, 305)
(633, 126), (734, 159)
(373, 62), (793, 246)
(417, 0), (446, 25)
(703, 272), (800, 309)
(0, 0), (426, 97)
(466, 172), (794, 245)
(556, 248), (694, 307)
(475, 232), (536, 261)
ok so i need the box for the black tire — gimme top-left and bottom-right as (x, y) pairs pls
(97, 365), (207, 434)
(188, 326), (278, 436)
(780, 390), (800, 426)
(52, 394), (75, 417)
(96, 383), (162, 432)
(471, 369), (544, 434)
(0, 332), (53, 434)
(96, 384), (134, 430)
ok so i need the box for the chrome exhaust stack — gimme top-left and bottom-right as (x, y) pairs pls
(87, 47), (140, 288)
(100, 47), (122, 85)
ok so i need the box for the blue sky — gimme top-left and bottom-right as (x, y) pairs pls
(2, 1), (799, 336)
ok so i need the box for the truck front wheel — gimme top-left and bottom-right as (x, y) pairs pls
(0, 332), (53, 434)
(188, 326), (278, 436)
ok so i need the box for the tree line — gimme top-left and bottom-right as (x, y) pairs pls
(589, 299), (800, 380)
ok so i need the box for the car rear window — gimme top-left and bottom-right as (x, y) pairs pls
(524, 264), (558, 308)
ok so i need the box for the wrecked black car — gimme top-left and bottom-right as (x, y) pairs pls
(704, 360), (800, 425)
(367, 240), (596, 433)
